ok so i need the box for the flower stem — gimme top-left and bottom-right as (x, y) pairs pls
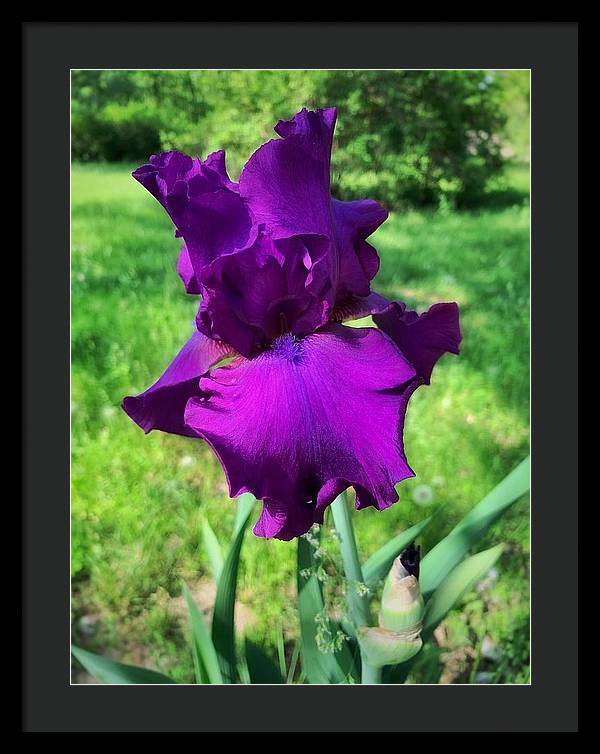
(330, 492), (381, 684)
(361, 662), (383, 684)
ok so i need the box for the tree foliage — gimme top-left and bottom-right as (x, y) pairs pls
(71, 70), (528, 208)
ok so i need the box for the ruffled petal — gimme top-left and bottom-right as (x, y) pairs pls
(239, 108), (337, 240)
(184, 324), (417, 540)
(133, 149), (238, 203)
(196, 232), (332, 357)
(132, 151), (201, 204)
(331, 198), (388, 299)
(253, 497), (325, 541)
(133, 150), (254, 277)
(332, 295), (461, 382)
(374, 301), (461, 384)
(202, 149), (239, 192)
(166, 186), (254, 279)
(238, 108), (389, 305)
(122, 330), (234, 436)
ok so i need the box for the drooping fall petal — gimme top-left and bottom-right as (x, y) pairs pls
(374, 301), (461, 384)
(122, 330), (234, 437)
(333, 294), (461, 384)
(184, 324), (417, 539)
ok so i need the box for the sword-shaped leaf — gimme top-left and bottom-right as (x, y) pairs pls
(182, 581), (222, 684)
(71, 645), (175, 684)
(422, 544), (504, 638)
(420, 457), (529, 595)
(211, 493), (255, 683)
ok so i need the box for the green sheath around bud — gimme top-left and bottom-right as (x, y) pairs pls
(357, 626), (423, 668)
(357, 550), (425, 668)
(379, 555), (425, 633)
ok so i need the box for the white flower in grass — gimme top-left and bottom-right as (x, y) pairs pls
(102, 405), (116, 421)
(412, 484), (434, 506)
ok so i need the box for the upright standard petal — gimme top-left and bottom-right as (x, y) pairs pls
(331, 198), (388, 299)
(184, 324), (417, 540)
(239, 108), (337, 239)
(133, 150), (254, 278)
(373, 302), (461, 384)
(239, 107), (389, 303)
(172, 187), (255, 279)
(122, 330), (234, 437)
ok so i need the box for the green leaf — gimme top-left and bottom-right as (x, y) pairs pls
(422, 544), (504, 638)
(71, 645), (175, 684)
(211, 493), (255, 683)
(201, 517), (224, 585)
(276, 623), (287, 678)
(297, 533), (356, 684)
(362, 516), (433, 587)
(286, 641), (301, 684)
(182, 581), (222, 684)
(420, 456), (529, 595)
(244, 639), (285, 684)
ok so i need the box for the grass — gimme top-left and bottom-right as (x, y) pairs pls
(71, 162), (530, 684)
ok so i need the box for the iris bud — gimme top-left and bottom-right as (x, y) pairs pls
(357, 544), (425, 668)
(379, 546), (424, 633)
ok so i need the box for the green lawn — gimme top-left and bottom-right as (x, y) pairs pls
(71, 162), (530, 684)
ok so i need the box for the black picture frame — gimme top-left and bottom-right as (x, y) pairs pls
(22, 21), (578, 733)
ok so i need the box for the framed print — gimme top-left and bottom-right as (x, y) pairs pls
(22, 22), (578, 733)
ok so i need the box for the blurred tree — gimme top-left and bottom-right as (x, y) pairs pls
(71, 69), (528, 208)
(494, 70), (530, 162)
(323, 70), (507, 207)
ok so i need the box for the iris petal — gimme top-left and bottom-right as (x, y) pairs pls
(196, 232), (332, 357)
(333, 293), (461, 383)
(239, 108), (337, 240)
(237, 109), (339, 339)
(133, 150), (254, 278)
(176, 243), (200, 294)
(239, 108), (388, 304)
(184, 324), (417, 540)
(122, 330), (234, 436)
(332, 290), (392, 322)
(331, 198), (388, 299)
(374, 301), (461, 384)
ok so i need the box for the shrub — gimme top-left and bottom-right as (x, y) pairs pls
(71, 70), (520, 208)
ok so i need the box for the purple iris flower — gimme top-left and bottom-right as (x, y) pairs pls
(122, 108), (461, 541)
